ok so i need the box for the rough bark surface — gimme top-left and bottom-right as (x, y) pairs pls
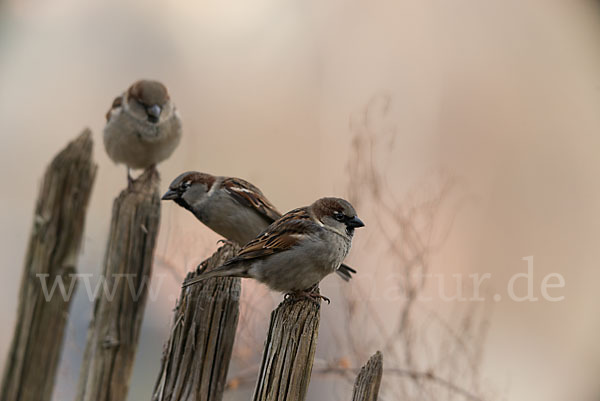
(252, 296), (321, 401)
(75, 167), (160, 401)
(1, 130), (97, 401)
(152, 243), (241, 401)
(351, 351), (383, 401)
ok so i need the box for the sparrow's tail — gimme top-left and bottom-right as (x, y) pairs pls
(182, 263), (248, 288)
(336, 263), (357, 281)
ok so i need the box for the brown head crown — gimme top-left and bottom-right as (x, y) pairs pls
(311, 197), (355, 219)
(166, 171), (216, 193)
(128, 80), (170, 106)
(127, 80), (171, 123)
(311, 197), (364, 235)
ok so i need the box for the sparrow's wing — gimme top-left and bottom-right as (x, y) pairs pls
(105, 96), (123, 122)
(221, 177), (282, 222)
(224, 207), (317, 263)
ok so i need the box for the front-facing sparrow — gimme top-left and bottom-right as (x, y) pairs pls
(104, 79), (182, 182)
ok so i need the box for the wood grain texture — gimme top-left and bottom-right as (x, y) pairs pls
(252, 296), (321, 401)
(152, 243), (241, 401)
(1, 129), (97, 401)
(351, 351), (383, 401)
(75, 167), (160, 401)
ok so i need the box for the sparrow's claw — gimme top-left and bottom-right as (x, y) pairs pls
(284, 290), (330, 305)
(310, 293), (331, 304)
(217, 239), (236, 247)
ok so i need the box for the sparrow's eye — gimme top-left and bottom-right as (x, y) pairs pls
(334, 212), (345, 222)
(182, 181), (192, 190)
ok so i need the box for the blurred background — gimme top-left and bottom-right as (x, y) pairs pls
(1, 0), (600, 400)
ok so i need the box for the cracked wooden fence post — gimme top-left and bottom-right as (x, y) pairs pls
(75, 167), (160, 401)
(152, 243), (241, 401)
(252, 295), (321, 401)
(1, 130), (97, 401)
(351, 351), (383, 401)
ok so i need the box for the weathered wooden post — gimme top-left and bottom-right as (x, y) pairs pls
(1, 130), (97, 401)
(252, 296), (321, 401)
(152, 243), (241, 401)
(351, 351), (383, 401)
(75, 167), (160, 401)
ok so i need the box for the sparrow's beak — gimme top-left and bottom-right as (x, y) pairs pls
(346, 216), (365, 228)
(147, 104), (162, 121)
(161, 189), (179, 201)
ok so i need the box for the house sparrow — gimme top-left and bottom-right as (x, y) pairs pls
(104, 79), (182, 182)
(162, 172), (357, 281)
(181, 197), (364, 300)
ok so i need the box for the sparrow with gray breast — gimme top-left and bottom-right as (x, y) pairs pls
(180, 197), (364, 300)
(162, 171), (280, 245)
(104, 79), (182, 182)
(162, 172), (358, 281)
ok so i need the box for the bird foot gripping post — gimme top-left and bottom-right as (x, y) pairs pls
(284, 285), (331, 305)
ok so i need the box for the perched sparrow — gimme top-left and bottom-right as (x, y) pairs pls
(181, 197), (364, 298)
(104, 79), (182, 181)
(162, 171), (280, 245)
(162, 172), (357, 281)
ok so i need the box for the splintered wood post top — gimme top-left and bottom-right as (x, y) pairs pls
(253, 295), (321, 401)
(351, 351), (383, 401)
(152, 243), (241, 401)
(1, 129), (97, 401)
(75, 166), (160, 401)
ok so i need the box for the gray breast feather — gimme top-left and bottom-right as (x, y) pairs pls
(247, 232), (350, 292)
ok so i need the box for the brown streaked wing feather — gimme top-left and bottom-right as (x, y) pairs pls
(222, 177), (282, 222)
(105, 96), (123, 121)
(224, 207), (316, 264)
